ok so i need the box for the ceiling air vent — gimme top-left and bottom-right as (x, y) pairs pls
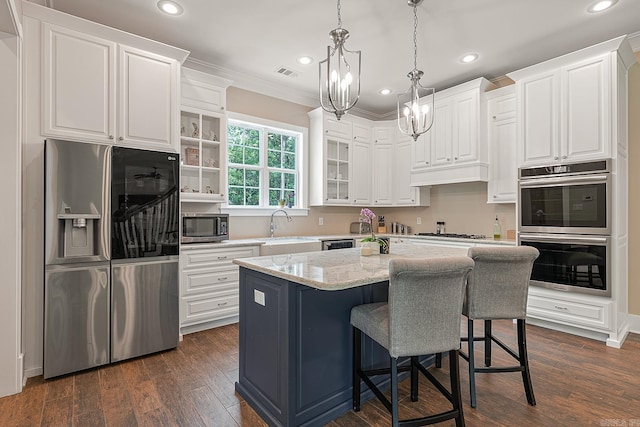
(275, 67), (299, 78)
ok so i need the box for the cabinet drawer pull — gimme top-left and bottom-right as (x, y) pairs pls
(554, 305), (569, 311)
(217, 256), (228, 260)
(217, 302), (228, 307)
(554, 156), (559, 160)
(562, 155), (567, 159)
(217, 277), (228, 281)
(118, 136), (124, 141)
(109, 135), (114, 140)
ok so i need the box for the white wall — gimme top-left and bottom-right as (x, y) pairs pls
(0, 30), (23, 397)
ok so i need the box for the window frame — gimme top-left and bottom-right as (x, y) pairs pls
(222, 112), (308, 217)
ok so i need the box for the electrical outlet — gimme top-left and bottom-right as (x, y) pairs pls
(416, 217), (422, 225)
(319, 217), (324, 225)
(254, 289), (265, 306)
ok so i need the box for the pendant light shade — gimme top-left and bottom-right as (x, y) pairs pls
(397, 0), (435, 141)
(319, 0), (361, 121)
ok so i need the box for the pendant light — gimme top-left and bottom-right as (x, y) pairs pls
(397, 0), (435, 141)
(319, 0), (361, 121)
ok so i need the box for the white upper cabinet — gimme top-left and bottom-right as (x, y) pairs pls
(394, 133), (429, 206)
(309, 109), (372, 206)
(507, 36), (636, 167)
(486, 86), (517, 203)
(118, 45), (177, 150)
(36, 8), (187, 152)
(43, 24), (116, 143)
(411, 78), (493, 186)
(372, 126), (393, 205)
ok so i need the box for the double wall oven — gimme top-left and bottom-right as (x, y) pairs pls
(518, 160), (611, 296)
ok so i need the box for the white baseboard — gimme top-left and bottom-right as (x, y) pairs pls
(24, 366), (43, 379)
(628, 313), (640, 334)
(180, 316), (239, 336)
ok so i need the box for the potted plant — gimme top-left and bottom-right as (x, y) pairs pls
(359, 208), (389, 255)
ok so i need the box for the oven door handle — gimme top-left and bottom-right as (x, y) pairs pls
(519, 233), (609, 244)
(519, 174), (609, 188)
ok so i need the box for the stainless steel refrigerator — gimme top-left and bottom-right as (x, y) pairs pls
(44, 139), (179, 379)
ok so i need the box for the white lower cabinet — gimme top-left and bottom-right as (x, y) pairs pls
(527, 288), (612, 331)
(180, 245), (259, 333)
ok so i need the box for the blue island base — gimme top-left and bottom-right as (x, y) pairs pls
(235, 267), (437, 427)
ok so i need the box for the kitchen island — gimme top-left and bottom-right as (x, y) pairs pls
(233, 244), (468, 427)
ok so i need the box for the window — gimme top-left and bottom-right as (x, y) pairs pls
(226, 115), (304, 211)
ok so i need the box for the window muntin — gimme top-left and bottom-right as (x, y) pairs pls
(227, 121), (300, 208)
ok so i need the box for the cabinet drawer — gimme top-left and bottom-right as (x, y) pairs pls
(182, 293), (239, 325)
(182, 247), (258, 269)
(181, 266), (238, 297)
(527, 294), (611, 330)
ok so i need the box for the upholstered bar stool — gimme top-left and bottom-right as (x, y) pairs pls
(351, 257), (474, 427)
(461, 246), (539, 408)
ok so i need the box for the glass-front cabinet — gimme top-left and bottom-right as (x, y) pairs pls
(326, 139), (350, 202)
(179, 108), (226, 203)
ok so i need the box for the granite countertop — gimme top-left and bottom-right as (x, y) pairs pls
(181, 233), (515, 250)
(233, 243), (468, 291)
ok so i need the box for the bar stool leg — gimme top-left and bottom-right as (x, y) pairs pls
(467, 318), (477, 408)
(391, 357), (399, 427)
(352, 327), (361, 411)
(435, 352), (442, 368)
(484, 320), (492, 367)
(410, 356), (419, 402)
(449, 349), (466, 427)
(517, 319), (536, 406)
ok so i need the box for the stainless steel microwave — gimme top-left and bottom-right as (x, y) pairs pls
(181, 213), (229, 243)
(518, 160), (611, 235)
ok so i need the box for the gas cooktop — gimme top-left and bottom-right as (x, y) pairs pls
(415, 233), (488, 240)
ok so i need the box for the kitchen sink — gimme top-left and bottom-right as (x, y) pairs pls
(257, 237), (322, 256)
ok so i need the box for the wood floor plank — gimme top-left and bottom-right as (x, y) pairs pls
(152, 373), (206, 427)
(40, 396), (73, 427)
(188, 385), (239, 427)
(226, 399), (268, 427)
(10, 321), (640, 427)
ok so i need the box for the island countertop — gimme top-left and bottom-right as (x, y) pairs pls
(233, 243), (468, 291)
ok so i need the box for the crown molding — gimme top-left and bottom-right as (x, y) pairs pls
(629, 31), (640, 52)
(183, 57), (389, 121)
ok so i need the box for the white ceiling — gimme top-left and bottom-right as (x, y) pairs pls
(43, 0), (640, 119)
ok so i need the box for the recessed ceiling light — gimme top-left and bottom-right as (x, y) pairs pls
(157, 0), (183, 15)
(461, 53), (479, 64)
(587, 0), (618, 13)
(297, 56), (314, 65)
(378, 89), (393, 95)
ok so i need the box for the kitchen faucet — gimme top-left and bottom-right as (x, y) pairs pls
(270, 209), (292, 238)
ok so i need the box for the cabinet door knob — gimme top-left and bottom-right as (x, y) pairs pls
(562, 155), (567, 159)
(454, 157), (458, 160)
(493, 115), (497, 120)
(221, 106), (225, 110)
(425, 161), (429, 164)
(447, 158), (450, 161)
(109, 135), (114, 140)
(554, 156), (559, 160)
(118, 136), (124, 141)
(493, 195), (497, 198)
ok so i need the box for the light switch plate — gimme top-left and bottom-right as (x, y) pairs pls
(254, 289), (266, 306)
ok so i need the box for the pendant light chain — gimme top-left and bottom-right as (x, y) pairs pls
(337, 0), (342, 29)
(413, 2), (418, 71)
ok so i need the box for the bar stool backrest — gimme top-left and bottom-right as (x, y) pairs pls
(465, 246), (539, 320)
(388, 257), (474, 358)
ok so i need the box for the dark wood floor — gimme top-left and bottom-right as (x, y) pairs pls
(1, 320), (639, 426)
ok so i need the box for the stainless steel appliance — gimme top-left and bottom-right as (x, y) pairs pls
(44, 139), (179, 379)
(349, 222), (371, 234)
(518, 233), (610, 296)
(519, 160), (610, 235)
(181, 213), (229, 243)
(518, 160), (611, 296)
(322, 239), (355, 250)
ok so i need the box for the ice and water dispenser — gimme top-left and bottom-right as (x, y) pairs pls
(57, 208), (101, 258)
